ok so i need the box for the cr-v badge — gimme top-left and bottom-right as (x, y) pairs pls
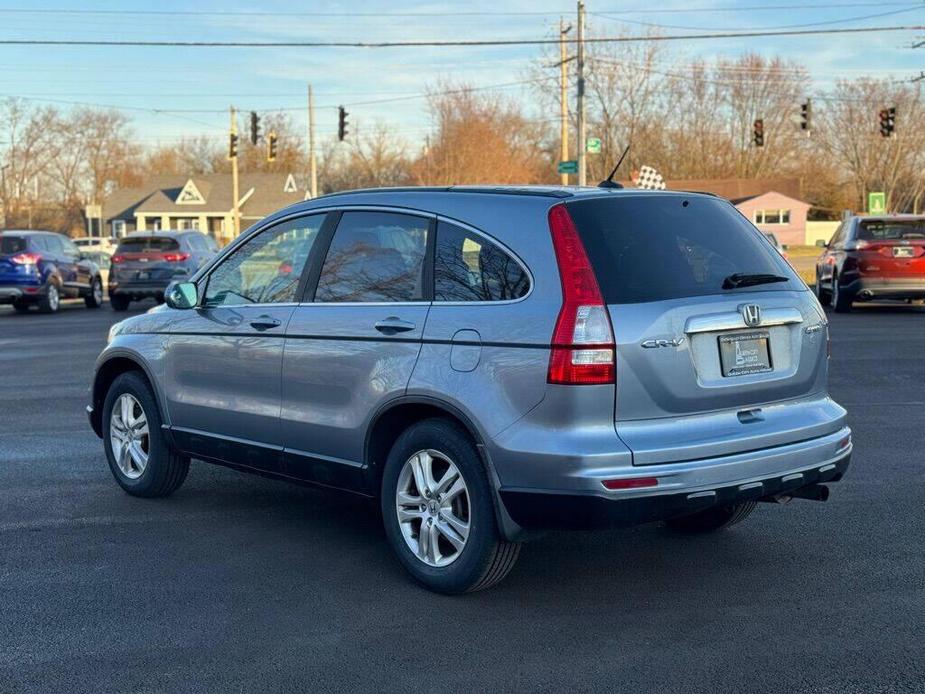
(641, 337), (685, 349)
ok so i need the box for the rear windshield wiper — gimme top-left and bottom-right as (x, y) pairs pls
(722, 273), (790, 289)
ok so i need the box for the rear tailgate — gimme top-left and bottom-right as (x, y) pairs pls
(112, 237), (185, 283)
(565, 193), (843, 466)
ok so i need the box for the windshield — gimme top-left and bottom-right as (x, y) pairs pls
(857, 219), (925, 241)
(565, 194), (798, 304)
(116, 237), (180, 253)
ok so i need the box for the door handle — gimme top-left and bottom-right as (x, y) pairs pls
(374, 317), (416, 335)
(250, 315), (283, 331)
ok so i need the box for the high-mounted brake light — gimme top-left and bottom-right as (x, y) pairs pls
(547, 204), (615, 385)
(10, 252), (42, 265)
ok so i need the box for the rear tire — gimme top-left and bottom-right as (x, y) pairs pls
(37, 282), (60, 314)
(665, 501), (756, 534)
(381, 418), (520, 594)
(832, 274), (853, 313)
(102, 371), (189, 498)
(814, 271), (830, 307)
(110, 294), (130, 312)
(84, 276), (103, 308)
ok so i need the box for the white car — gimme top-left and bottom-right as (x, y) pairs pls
(74, 237), (117, 256)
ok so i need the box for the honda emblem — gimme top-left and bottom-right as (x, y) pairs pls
(741, 304), (761, 327)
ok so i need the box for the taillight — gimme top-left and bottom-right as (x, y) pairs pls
(547, 204), (615, 385)
(111, 255), (125, 264)
(162, 252), (191, 262)
(10, 252), (42, 265)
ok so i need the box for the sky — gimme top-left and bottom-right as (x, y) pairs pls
(0, 0), (922, 152)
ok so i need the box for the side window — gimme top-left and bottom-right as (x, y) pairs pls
(830, 223), (846, 247)
(61, 237), (81, 256)
(44, 236), (64, 255)
(434, 222), (530, 302)
(204, 214), (326, 306)
(315, 211), (429, 303)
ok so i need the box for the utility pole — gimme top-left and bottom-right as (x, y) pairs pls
(559, 19), (571, 186)
(308, 84), (318, 199)
(230, 106), (241, 239)
(576, 0), (587, 187)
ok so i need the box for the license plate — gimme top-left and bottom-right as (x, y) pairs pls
(718, 331), (772, 377)
(137, 271), (149, 280)
(893, 247), (914, 258)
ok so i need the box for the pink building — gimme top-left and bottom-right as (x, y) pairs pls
(730, 191), (811, 248)
(662, 177), (811, 247)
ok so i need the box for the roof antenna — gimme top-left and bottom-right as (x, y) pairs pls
(598, 145), (629, 189)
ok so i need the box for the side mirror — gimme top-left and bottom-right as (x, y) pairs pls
(165, 281), (198, 310)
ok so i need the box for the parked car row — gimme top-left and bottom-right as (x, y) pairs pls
(0, 230), (218, 314)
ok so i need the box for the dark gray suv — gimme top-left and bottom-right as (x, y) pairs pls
(88, 187), (851, 593)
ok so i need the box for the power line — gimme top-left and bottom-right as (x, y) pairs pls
(0, 25), (923, 48)
(590, 5), (924, 32)
(0, 3), (919, 17)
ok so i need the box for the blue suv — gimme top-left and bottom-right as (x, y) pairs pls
(0, 231), (103, 313)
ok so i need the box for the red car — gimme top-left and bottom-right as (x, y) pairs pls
(815, 215), (925, 312)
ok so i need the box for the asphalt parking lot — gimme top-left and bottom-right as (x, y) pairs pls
(1, 299), (923, 693)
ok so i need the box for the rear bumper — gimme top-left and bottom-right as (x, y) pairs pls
(108, 283), (168, 298)
(843, 276), (925, 300)
(495, 426), (852, 530)
(500, 449), (851, 530)
(0, 284), (44, 303)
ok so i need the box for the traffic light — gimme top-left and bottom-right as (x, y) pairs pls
(249, 111), (260, 145)
(800, 101), (812, 131)
(879, 107), (896, 137)
(338, 106), (348, 141)
(267, 132), (277, 162)
(753, 118), (764, 147)
(228, 132), (239, 159)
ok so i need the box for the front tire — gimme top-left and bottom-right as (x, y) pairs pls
(85, 276), (103, 308)
(102, 371), (189, 498)
(381, 418), (520, 594)
(665, 501), (757, 534)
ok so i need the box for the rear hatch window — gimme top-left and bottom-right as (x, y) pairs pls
(1, 236), (27, 255)
(857, 219), (925, 241)
(564, 194), (798, 303)
(115, 237), (180, 254)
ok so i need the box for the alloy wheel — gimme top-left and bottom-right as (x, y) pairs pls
(395, 449), (470, 567)
(47, 284), (59, 311)
(109, 393), (150, 480)
(93, 280), (103, 304)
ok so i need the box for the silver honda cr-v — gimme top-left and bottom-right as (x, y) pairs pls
(88, 186), (851, 594)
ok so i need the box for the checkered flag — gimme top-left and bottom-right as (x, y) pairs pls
(635, 165), (666, 190)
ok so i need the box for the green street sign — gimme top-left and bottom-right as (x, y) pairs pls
(558, 160), (578, 174)
(586, 137), (602, 154)
(868, 191), (886, 214)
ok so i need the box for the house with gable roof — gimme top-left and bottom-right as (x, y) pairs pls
(91, 172), (306, 243)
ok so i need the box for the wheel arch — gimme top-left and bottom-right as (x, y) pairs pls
(90, 352), (166, 438)
(364, 396), (527, 541)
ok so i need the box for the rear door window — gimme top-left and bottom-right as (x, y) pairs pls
(116, 237), (180, 253)
(564, 195), (797, 304)
(434, 222), (529, 301)
(314, 211), (429, 302)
